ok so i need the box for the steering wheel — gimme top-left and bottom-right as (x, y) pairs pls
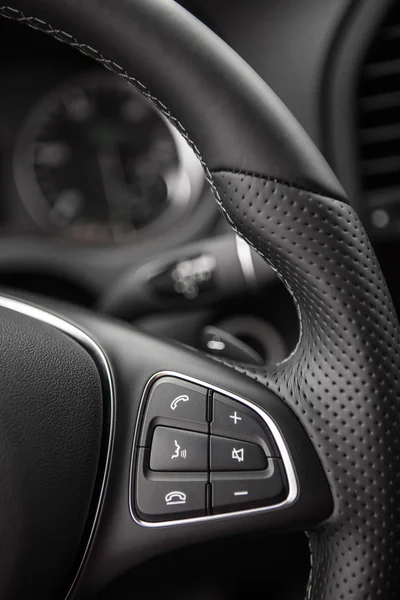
(1, 1), (399, 599)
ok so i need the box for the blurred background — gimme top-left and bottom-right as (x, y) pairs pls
(0, 0), (398, 597)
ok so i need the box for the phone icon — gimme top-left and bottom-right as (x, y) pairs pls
(170, 394), (189, 411)
(165, 491), (187, 506)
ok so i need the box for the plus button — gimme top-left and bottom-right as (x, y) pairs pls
(229, 411), (242, 425)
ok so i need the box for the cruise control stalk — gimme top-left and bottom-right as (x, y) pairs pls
(99, 234), (276, 320)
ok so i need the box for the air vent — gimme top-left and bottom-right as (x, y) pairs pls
(358, 1), (400, 235)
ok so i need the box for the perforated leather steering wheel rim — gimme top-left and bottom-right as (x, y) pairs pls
(2, 1), (400, 599)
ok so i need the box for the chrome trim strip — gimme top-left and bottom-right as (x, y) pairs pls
(0, 295), (115, 600)
(129, 371), (298, 527)
(236, 235), (257, 290)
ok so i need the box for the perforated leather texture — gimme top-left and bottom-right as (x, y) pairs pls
(212, 170), (400, 599)
(1, 2), (400, 598)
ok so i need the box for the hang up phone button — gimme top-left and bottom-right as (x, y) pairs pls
(135, 449), (207, 522)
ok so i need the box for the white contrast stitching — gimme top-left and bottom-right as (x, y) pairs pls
(0, 10), (326, 598)
(0, 5), (225, 201)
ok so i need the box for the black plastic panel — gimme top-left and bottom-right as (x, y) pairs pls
(8, 293), (332, 597)
(133, 374), (293, 524)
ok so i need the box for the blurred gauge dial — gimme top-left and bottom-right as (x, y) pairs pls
(14, 71), (203, 244)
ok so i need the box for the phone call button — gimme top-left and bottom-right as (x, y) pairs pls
(139, 377), (208, 445)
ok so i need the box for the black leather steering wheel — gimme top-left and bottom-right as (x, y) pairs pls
(0, 1), (400, 599)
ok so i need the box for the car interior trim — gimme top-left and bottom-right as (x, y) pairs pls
(324, 0), (392, 216)
(129, 370), (299, 528)
(0, 294), (115, 600)
(235, 234), (257, 290)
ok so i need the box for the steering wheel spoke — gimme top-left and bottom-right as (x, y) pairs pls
(0, 1), (400, 598)
(41, 302), (329, 596)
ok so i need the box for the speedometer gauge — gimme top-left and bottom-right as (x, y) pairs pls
(14, 71), (203, 244)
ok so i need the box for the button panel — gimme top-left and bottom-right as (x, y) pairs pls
(133, 375), (292, 524)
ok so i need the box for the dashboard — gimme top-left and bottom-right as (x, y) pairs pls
(1, 1), (399, 599)
(0, 0), (388, 301)
(0, 17), (217, 300)
(14, 70), (203, 245)
(1, 27), (195, 241)
(0, 0), (397, 372)
(0, 1), (398, 317)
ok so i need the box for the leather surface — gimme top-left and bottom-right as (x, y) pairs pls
(0, 0), (345, 200)
(0, 1), (399, 599)
(0, 307), (103, 599)
(212, 171), (400, 599)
